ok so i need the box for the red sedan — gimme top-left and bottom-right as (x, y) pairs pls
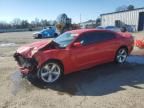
(14, 29), (134, 83)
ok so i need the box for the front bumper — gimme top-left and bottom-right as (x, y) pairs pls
(33, 34), (39, 38)
(14, 53), (38, 75)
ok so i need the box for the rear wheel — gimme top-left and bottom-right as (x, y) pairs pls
(37, 61), (63, 83)
(54, 33), (58, 37)
(115, 48), (128, 64)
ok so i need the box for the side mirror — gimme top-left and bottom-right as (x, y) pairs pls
(72, 42), (82, 47)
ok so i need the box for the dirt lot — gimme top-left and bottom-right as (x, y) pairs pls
(0, 31), (144, 108)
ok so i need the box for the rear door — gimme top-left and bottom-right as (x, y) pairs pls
(91, 31), (119, 63)
(70, 31), (119, 69)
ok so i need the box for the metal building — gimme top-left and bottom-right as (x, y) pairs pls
(79, 20), (96, 28)
(101, 8), (144, 31)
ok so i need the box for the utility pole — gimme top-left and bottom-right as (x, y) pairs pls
(79, 14), (82, 27)
(80, 14), (81, 24)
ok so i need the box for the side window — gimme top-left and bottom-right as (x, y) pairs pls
(99, 32), (116, 41)
(76, 32), (94, 45)
(76, 31), (116, 45)
(43, 30), (48, 34)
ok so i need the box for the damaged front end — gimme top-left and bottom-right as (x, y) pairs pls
(13, 40), (58, 77)
(14, 53), (38, 76)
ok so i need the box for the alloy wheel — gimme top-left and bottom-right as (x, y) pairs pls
(116, 48), (128, 64)
(39, 63), (61, 83)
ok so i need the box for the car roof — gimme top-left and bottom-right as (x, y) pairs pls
(69, 29), (115, 34)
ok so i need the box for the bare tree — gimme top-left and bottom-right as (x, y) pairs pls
(0, 18), (56, 30)
(0, 21), (11, 29)
(40, 19), (51, 27)
(116, 5), (128, 12)
(116, 5), (135, 12)
(127, 5), (135, 10)
(34, 18), (40, 27)
(48, 20), (56, 26)
(96, 17), (101, 27)
(21, 20), (29, 28)
(11, 18), (22, 28)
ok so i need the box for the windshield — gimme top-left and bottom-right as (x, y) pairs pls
(53, 32), (78, 48)
(40, 29), (48, 33)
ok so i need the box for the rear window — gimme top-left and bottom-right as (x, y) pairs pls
(76, 31), (116, 45)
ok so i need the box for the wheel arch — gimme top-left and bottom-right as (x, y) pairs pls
(117, 45), (128, 53)
(44, 59), (64, 72)
(114, 45), (128, 63)
(37, 58), (64, 83)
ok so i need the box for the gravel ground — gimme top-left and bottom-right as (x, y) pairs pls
(0, 31), (144, 108)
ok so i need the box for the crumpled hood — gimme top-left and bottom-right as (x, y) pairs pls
(26, 40), (52, 48)
(16, 40), (52, 57)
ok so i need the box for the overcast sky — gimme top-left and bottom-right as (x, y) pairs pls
(0, 0), (144, 23)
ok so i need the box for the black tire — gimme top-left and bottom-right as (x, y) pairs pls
(54, 33), (58, 37)
(115, 48), (128, 64)
(38, 34), (42, 39)
(37, 61), (63, 84)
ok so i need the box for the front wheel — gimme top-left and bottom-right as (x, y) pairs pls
(37, 61), (63, 83)
(38, 34), (42, 39)
(115, 48), (128, 64)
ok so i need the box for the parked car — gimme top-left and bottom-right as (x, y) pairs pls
(33, 27), (58, 39)
(14, 29), (134, 83)
(124, 25), (134, 32)
(97, 25), (135, 32)
(105, 26), (121, 32)
(96, 26), (105, 30)
(96, 26), (121, 32)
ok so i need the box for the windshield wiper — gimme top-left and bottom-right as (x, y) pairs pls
(51, 40), (65, 49)
(51, 40), (60, 45)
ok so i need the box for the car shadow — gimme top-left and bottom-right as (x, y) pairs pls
(28, 56), (144, 96)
